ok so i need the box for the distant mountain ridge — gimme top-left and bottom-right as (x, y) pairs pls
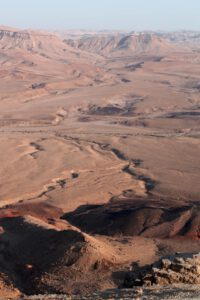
(1, 26), (197, 57)
(64, 32), (180, 56)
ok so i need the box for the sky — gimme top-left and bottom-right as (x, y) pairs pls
(0, 0), (200, 31)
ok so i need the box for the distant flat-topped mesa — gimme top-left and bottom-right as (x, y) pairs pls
(0, 26), (70, 54)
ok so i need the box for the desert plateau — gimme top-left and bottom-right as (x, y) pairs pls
(0, 24), (199, 299)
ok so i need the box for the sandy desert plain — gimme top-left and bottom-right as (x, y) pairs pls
(0, 26), (199, 299)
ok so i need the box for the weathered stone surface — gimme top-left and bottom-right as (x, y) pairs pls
(124, 253), (200, 287)
(18, 286), (200, 300)
(161, 259), (171, 269)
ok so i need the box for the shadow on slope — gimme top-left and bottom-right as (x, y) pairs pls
(62, 198), (200, 239)
(0, 215), (113, 295)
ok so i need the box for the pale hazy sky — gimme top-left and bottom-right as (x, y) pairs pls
(1, 0), (200, 31)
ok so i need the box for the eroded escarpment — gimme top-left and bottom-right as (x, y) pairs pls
(62, 198), (200, 240)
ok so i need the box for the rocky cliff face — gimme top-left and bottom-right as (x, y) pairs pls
(0, 28), (67, 53)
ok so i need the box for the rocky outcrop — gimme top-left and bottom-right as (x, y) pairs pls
(124, 253), (200, 287)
